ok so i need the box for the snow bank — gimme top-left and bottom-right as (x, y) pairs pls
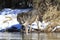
(0, 8), (31, 31)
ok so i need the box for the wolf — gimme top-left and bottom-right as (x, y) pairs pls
(17, 9), (41, 34)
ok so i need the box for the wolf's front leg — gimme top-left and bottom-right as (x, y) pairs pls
(25, 26), (28, 35)
(29, 25), (32, 32)
(23, 22), (29, 35)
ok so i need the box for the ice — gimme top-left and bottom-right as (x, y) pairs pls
(10, 9), (22, 14)
(0, 8), (31, 15)
(1, 8), (13, 15)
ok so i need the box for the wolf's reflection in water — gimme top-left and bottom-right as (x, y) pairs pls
(0, 32), (60, 40)
(22, 33), (60, 40)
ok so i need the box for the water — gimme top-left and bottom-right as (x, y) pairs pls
(0, 32), (21, 40)
(0, 32), (60, 40)
(22, 33), (60, 40)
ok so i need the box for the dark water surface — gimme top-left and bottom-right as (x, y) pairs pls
(0, 32), (60, 40)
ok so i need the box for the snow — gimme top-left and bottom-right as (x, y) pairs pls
(40, 21), (50, 30)
(30, 21), (60, 31)
(30, 22), (39, 29)
(52, 26), (60, 32)
(0, 14), (19, 30)
(0, 8), (31, 31)
(30, 21), (50, 30)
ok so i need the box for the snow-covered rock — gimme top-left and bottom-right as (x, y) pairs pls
(52, 26), (60, 32)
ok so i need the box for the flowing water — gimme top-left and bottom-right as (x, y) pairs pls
(0, 32), (60, 40)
